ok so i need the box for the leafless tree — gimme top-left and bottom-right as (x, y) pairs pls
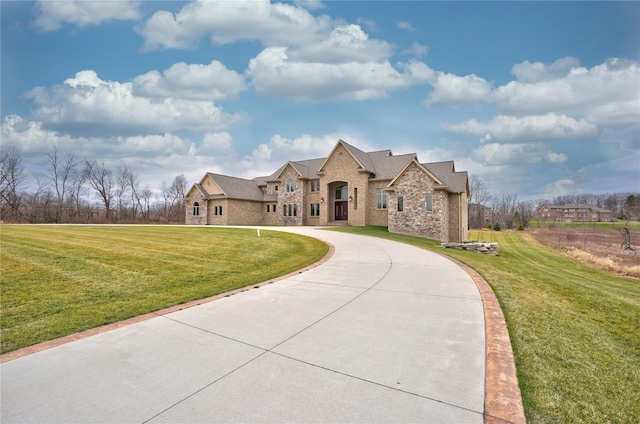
(468, 175), (494, 228)
(0, 147), (26, 222)
(46, 146), (78, 223)
(83, 160), (114, 221)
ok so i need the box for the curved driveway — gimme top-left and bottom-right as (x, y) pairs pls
(1, 228), (486, 423)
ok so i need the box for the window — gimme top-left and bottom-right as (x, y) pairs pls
(193, 202), (200, 216)
(273, 204), (277, 212)
(267, 204), (270, 213)
(336, 185), (347, 200)
(310, 203), (320, 217)
(214, 206), (224, 216)
(425, 194), (433, 212)
(353, 188), (357, 209)
(397, 196), (403, 212)
(283, 205), (287, 216)
(293, 204), (297, 217)
(282, 204), (297, 217)
(274, 185), (279, 191)
(286, 178), (295, 192)
(377, 189), (387, 209)
(310, 181), (320, 192)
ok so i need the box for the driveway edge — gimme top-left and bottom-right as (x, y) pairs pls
(443, 255), (527, 424)
(0, 242), (335, 364)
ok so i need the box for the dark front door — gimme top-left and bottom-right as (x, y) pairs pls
(335, 201), (348, 221)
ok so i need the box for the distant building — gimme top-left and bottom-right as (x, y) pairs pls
(536, 203), (613, 222)
(468, 203), (494, 228)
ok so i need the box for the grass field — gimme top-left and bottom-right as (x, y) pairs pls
(0, 225), (328, 354)
(333, 227), (640, 424)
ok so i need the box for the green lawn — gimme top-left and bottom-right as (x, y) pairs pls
(0, 225), (328, 354)
(332, 226), (640, 424)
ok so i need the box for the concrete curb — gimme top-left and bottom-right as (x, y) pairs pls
(442, 255), (527, 424)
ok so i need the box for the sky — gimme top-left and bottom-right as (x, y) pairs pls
(2, 0), (639, 201)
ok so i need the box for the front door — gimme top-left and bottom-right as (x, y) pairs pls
(335, 201), (348, 221)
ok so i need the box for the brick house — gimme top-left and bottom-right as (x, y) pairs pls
(185, 140), (469, 242)
(536, 203), (613, 222)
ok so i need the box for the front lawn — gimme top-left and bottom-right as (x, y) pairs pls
(0, 225), (328, 354)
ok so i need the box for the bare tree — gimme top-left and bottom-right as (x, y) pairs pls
(83, 160), (114, 221)
(0, 147), (26, 222)
(468, 175), (493, 228)
(46, 146), (78, 223)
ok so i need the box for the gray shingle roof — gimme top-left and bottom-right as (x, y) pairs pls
(198, 141), (468, 200)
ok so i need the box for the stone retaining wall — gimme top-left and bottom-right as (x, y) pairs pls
(441, 241), (499, 255)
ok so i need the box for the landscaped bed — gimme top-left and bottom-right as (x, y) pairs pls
(0, 225), (328, 354)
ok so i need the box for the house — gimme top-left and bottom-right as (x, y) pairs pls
(536, 203), (613, 222)
(185, 140), (469, 242)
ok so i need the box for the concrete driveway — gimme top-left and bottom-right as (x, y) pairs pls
(1, 228), (490, 423)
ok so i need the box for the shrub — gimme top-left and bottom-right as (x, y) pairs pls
(493, 222), (501, 231)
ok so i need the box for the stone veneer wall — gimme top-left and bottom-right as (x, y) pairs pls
(277, 166), (305, 226)
(387, 162), (449, 241)
(185, 192), (207, 225)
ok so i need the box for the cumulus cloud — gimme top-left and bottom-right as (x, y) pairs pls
(287, 24), (392, 64)
(137, 0), (332, 50)
(425, 72), (492, 107)
(293, 0), (326, 10)
(511, 56), (580, 83)
(25, 70), (244, 136)
(446, 113), (598, 142)
(493, 58), (640, 125)
(247, 48), (432, 101)
(473, 142), (568, 166)
(34, 0), (141, 32)
(132, 61), (246, 101)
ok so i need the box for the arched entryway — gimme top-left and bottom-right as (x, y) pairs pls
(333, 183), (348, 221)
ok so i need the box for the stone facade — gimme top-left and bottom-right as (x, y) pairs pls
(185, 140), (469, 242)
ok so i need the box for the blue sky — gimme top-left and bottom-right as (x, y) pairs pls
(2, 0), (639, 200)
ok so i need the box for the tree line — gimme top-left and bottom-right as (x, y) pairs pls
(468, 175), (640, 230)
(1, 147), (188, 224)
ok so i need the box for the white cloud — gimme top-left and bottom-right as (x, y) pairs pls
(137, 0), (332, 50)
(446, 113), (598, 142)
(425, 72), (492, 107)
(287, 24), (392, 64)
(132, 61), (246, 101)
(544, 178), (581, 197)
(473, 142), (568, 166)
(25, 70), (244, 136)
(397, 21), (416, 32)
(201, 132), (233, 153)
(493, 58), (640, 125)
(34, 0), (141, 32)
(511, 56), (580, 83)
(402, 41), (428, 57)
(247, 48), (430, 101)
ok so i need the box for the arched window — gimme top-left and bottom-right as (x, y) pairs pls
(336, 185), (348, 200)
(193, 202), (200, 216)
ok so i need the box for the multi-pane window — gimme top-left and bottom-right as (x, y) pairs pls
(214, 206), (223, 215)
(286, 178), (295, 192)
(310, 181), (320, 192)
(310, 203), (320, 217)
(397, 196), (403, 212)
(425, 194), (433, 212)
(283, 204), (298, 217)
(336, 185), (347, 200)
(377, 189), (387, 209)
(193, 202), (200, 216)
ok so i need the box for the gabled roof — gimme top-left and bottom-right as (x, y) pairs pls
(185, 183), (209, 199)
(206, 173), (266, 202)
(423, 161), (469, 194)
(191, 140), (468, 201)
(388, 158), (444, 187)
(318, 139), (376, 175)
